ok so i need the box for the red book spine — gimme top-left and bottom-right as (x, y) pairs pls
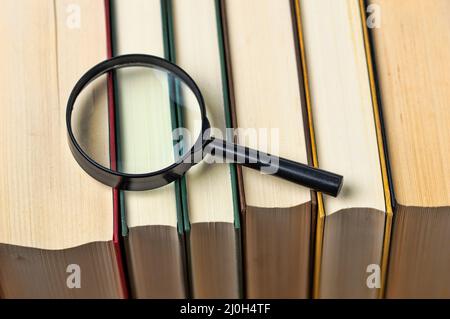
(104, 0), (129, 299)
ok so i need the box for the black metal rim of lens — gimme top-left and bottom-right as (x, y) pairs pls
(66, 54), (211, 191)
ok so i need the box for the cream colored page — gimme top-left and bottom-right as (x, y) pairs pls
(225, 0), (310, 208)
(112, 0), (177, 227)
(370, 0), (450, 207)
(0, 0), (113, 249)
(172, 0), (234, 224)
(300, 0), (385, 214)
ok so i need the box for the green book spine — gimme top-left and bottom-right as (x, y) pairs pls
(161, 0), (187, 235)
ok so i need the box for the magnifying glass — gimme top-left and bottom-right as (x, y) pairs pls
(66, 54), (343, 197)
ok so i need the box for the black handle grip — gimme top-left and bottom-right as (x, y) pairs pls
(206, 138), (343, 197)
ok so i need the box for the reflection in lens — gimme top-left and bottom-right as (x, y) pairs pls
(71, 74), (110, 169)
(71, 65), (203, 175)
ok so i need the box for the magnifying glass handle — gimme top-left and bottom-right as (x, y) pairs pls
(207, 138), (343, 197)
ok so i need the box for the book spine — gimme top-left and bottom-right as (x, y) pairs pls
(293, 0), (325, 299)
(217, 0), (248, 297)
(291, 0), (317, 299)
(160, 0), (191, 297)
(214, 0), (244, 296)
(359, 0), (394, 298)
(104, 0), (129, 299)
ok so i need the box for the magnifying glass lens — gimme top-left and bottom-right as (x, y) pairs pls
(72, 65), (203, 175)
